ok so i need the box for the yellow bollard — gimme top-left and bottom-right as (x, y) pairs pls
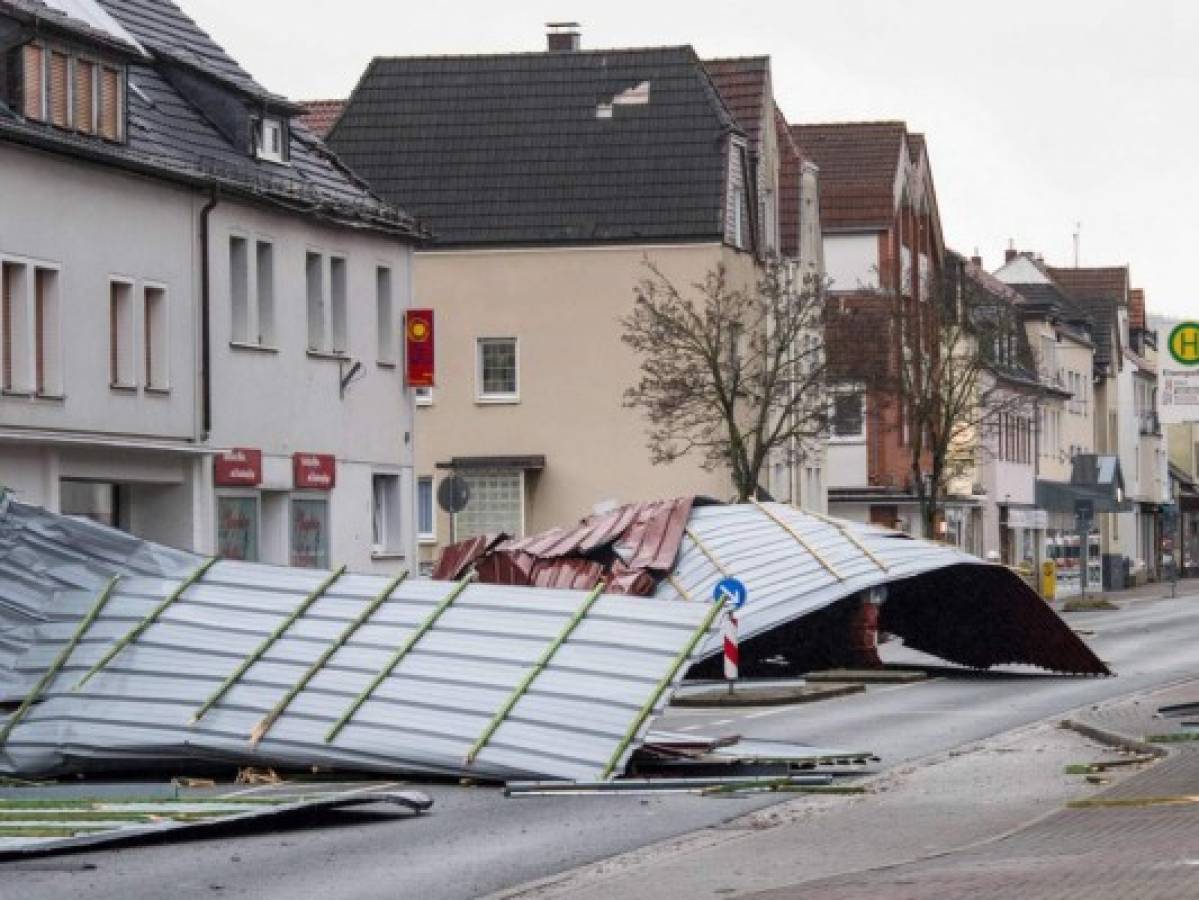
(1040, 559), (1057, 601)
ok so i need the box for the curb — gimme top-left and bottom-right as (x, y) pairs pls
(1059, 719), (1168, 759)
(671, 683), (864, 708)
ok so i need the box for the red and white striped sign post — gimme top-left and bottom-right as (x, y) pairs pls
(722, 608), (739, 693)
(714, 577), (747, 694)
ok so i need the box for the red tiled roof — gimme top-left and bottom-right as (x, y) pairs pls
(703, 56), (769, 154)
(776, 104), (803, 257)
(961, 253), (1026, 306)
(299, 99), (346, 138)
(1046, 265), (1129, 305)
(1129, 288), (1146, 330)
(790, 121), (906, 228)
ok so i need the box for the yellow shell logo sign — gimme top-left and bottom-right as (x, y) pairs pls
(408, 319), (430, 342)
(1169, 323), (1199, 366)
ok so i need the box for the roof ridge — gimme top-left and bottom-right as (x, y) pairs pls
(703, 55), (770, 65)
(368, 44), (697, 63)
(791, 120), (909, 129)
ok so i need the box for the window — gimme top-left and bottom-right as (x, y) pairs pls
(732, 187), (745, 249)
(97, 65), (121, 141)
(48, 50), (68, 127)
(376, 266), (394, 364)
(74, 58), (96, 134)
(418, 476), (435, 541)
(35, 268), (61, 395)
(831, 390), (864, 439)
(454, 470), (523, 540)
(255, 116), (286, 163)
(109, 280), (134, 387)
(371, 473), (403, 555)
(330, 256), (347, 353)
(290, 497), (330, 568)
(217, 495), (259, 561)
(229, 236), (249, 343)
(306, 251), (325, 350)
(22, 44), (43, 120)
(256, 241), (275, 345)
(415, 386), (433, 406)
(230, 238), (274, 346)
(477, 337), (518, 401)
(2, 262), (28, 392)
(2, 260), (59, 395)
(144, 285), (167, 390)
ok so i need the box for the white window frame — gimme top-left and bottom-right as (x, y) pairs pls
(371, 471), (404, 557)
(732, 186), (745, 250)
(475, 336), (520, 403)
(255, 116), (287, 164)
(1, 253), (63, 398)
(375, 264), (395, 366)
(415, 386), (434, 406)
(829, 383), (866, 443)
(417, 475), (436, 543)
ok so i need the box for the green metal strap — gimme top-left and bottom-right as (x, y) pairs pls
(325, 574), (472, 743)
(1, 577), (121, 745)
(249, 570), (408, 747)
(599, 596), (727, 780)
(192, 565), (347, 725)
(74, 557), (218, 691)
(465, 582), (605, 766)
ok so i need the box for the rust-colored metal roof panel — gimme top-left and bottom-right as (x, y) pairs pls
(431, 533), (506, 581)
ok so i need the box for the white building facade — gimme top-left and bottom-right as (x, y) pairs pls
(0, 0), (422, 572)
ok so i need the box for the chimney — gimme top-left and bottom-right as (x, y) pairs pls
(971, 249), (983, 269)
(547, 22), (581, 52)
(1005, 239), (1017, 264)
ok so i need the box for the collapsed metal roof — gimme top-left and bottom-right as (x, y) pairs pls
(0, 501), (716, 782)
(441, 499), (1109, 676)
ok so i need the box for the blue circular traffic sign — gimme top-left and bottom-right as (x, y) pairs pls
(713, 577), (748, 610)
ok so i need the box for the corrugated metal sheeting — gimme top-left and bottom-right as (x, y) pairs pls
(667, 503), (1108, 675)
(0, 502), (716, 782)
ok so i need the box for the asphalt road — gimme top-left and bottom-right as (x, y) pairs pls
(3, 591), (1198, 900)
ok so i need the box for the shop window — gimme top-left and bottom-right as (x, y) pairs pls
(454, 470), (523, 540)
(291, 497), (330, 568)
(371, 473), (403, 555)
(476, 337), (518, 401)
(216, 495), (259, 561)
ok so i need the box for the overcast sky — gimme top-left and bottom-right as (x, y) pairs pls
(179, 0), (1194, 319)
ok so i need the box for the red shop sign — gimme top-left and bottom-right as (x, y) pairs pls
(214, 448), (262, 486)
(293, 452), (336, 490)
(405, 308), (435, 388)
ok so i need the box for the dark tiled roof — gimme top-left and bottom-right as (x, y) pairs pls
(703, 56), (768, 154)
(0, 0), (420, 237)
(300, 100), (347, 139)
(1004, 282), (1095, 348)
(326, 47), (738, 246)
(99, 0), (281, 102)
(790, 121), (905, 228)
(1046, 266), (1128, 371)
(1047, 265), (1129, 306)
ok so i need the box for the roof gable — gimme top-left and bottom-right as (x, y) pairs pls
(327, 47), (737, 246)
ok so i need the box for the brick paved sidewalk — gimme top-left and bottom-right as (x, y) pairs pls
(744, 679), (1199, 900)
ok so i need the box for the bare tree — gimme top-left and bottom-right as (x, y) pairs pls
(621, 257), (827, 502)
(829, 258), (1045, 539)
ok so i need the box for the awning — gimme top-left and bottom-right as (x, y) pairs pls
(436, 455), (546, 471)
(1037, 455), (1131, 513)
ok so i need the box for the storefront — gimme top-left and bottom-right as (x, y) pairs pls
(214, 448), (334, 569)
(1001, 506), (1047, 573)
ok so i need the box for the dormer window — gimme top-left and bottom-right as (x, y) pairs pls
(17, 42), (124, 143)
(254, 116), (287, 164)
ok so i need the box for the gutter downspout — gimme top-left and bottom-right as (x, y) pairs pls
(199, 189), (219, 440)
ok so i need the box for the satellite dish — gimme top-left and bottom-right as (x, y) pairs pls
(437, 475), (470, 514)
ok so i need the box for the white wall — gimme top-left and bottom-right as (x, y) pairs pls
(827, 440), (868, 489)
(205, 200), (417, 572)
(823, 234), (879, 292)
